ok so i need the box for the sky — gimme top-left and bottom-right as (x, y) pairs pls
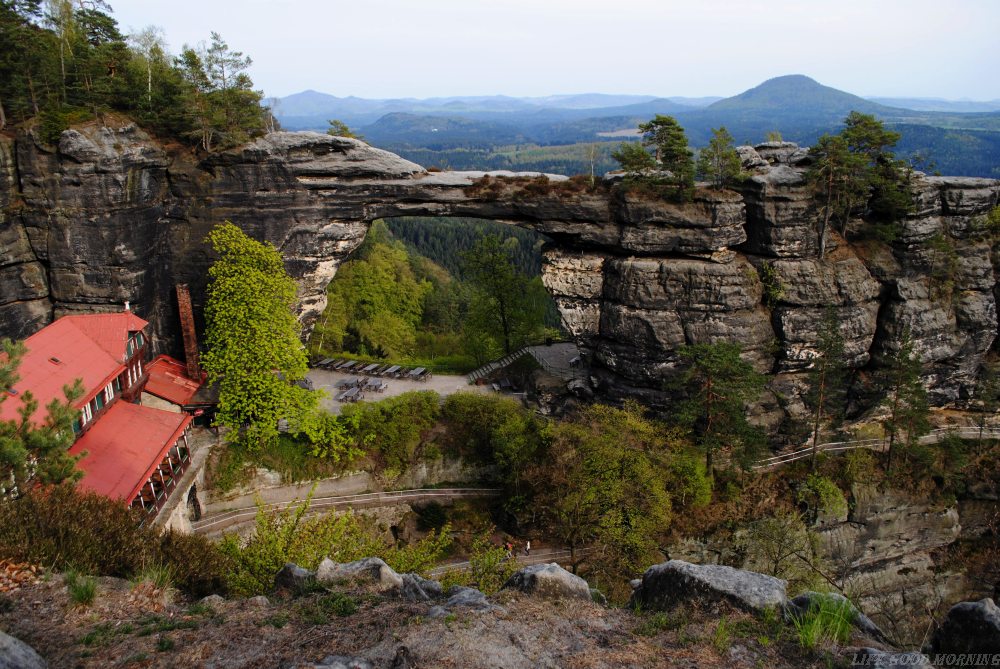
(105, 0), (1000, 101)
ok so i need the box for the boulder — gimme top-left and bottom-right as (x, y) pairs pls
(308, 655), (374, 669)
(396, 573), (443, 603)
(247, 595), (270, 608)
(199, 594), (225, 607)
(502, 563), (592, 600)
(274, 563), (317, 592)
(0, 630), (47, 669)
(316, 557), (403, 590)
(925, 598), (1000, 655)
(628, 560), (787, 614)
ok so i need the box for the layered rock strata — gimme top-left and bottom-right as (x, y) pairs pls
(0, 125), (997, 408)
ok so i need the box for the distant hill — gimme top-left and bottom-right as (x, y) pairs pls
(275, 76), (1000, 178)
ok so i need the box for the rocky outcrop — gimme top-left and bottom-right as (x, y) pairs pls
(628, 559), (788, 614)
(1, 124), (997, 411)
(925, 598), (1000, 655)
(501, 563), (593, 601)
(0, 629), (47, 669)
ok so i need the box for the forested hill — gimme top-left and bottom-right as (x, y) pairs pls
(289, 75), (1000, 179)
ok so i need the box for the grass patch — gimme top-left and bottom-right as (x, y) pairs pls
(80, 622), (132, 647)
(156, 636), (175, 652)
(261, 612), (290, 628)
(634, 610), (688, 637)
(130, 564), (174, 590)
(133, 614), (199, 637)
(791, 595), (857, 650)
(208, 434), (349, 491)
(297, 592), (358, 625)
(65, 570), (97, 607)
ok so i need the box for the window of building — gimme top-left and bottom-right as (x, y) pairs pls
(104, 382), (115, 403)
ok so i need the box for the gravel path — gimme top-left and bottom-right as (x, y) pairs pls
(307, 368), (493, 413)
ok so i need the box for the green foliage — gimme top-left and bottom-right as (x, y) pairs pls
(65, 569), (97, 606)
(202, 222), (317, 450)
(130, 564), (174, 590)
(804, 308), (849, 467)
(758, 261), (786, 308)
(1, 337), (85, 494)
(876, 328), (930, 475)
(341, 391), (440, 472)
(696, 126), (743, 188)
(667, 451), (713, 509)
(218, 493), (452, 596)
(711, 616), (732, 654)
(526, 403), (673, 588)
(464, 529), (519, 595)
(298, 592), (358, 624)
(926, 232), (959, 299)
(796, 474), (848, 522)
(738, 509), (828, 594)
(790, 594), (856, 650)
(298, 410), (363, 461)
(327, 118), (360, 139)
(764, 130), (783, 142)
(807, 112), (913, 256)
(0, 485), (229, 597)
(0, 3), (266, 149)
(675, 342), (766, 471)
(611, 141), (656, 175)
(462, 234), (550, 357)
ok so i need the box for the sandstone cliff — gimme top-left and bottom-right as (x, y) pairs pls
(1, 124), (997, 414)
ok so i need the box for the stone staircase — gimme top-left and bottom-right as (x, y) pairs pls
(466, 347), (531, 384)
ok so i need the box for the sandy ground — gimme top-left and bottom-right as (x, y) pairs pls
(307, 368), (493, 413)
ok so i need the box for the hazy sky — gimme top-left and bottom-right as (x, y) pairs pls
(106, 0), (1000, 101)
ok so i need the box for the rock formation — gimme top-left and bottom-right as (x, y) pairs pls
(1, 123), (997, 411)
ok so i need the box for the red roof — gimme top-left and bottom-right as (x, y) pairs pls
(144, 355), (203, 406)
(69, 401), (191, 502)
(1, 312), (147, 427)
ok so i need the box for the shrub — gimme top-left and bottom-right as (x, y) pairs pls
(667, 452), (712, 509)
(218, 493), (452, 596)
(342, 391), (441, 471)
(796, 474), (848, 522)
(0, 485), (228, 598)
(130, 564), (174, 591)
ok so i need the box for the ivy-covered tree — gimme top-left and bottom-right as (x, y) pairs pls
(675, 342), (766, 472)
(202, 222), (317, 449)
(1, 338), (84, 495)
(696, 126), (743, 188)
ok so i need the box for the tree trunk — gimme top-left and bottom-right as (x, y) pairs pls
(811, 373), (826, 472)
(0, 96), (6, 131)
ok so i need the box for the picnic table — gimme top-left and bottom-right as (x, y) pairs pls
(337, 377), (359, 389)
(408, 367), (426, 379)
(316, 357), (334, 368)
(339, 360), (359, 371)
(383, 365), (401, 376)
(361, 363), (380, 374)
(337, 387), (360, 402)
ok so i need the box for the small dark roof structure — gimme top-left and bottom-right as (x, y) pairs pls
(144, 355), (204, 406)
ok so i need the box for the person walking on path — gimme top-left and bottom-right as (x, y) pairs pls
(524, 540), (531, 556)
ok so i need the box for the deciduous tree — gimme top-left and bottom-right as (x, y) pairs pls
(804, 308), (849, 470)
(202, 222), (316, 449)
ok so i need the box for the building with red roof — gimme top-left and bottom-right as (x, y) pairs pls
(4, 309), (200, 519)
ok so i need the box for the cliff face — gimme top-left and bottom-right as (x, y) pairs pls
(1, 125), (997, 410)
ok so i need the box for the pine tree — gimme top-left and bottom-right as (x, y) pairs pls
(676, 342), (766, 472)
(696, 126), (743, 188)
(804, 309), (848, 470)
(878, 329), (930, 475)
(637, 114), (695, 200)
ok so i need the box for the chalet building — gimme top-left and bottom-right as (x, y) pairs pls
(1, 308), (203, 519)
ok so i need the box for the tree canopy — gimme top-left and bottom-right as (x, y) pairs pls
(0, 2), (269, 148)
(696, 126), (743, 188)
(613, 115), (695, 201)
(202, 222), (316, 449)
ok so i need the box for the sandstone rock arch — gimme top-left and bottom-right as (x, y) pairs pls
(2, 126), (997, 405)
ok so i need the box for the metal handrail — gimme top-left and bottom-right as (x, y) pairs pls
(753, 426), (1000, 470)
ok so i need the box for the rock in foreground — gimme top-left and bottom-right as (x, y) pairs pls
(629, 560), (787, 614)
